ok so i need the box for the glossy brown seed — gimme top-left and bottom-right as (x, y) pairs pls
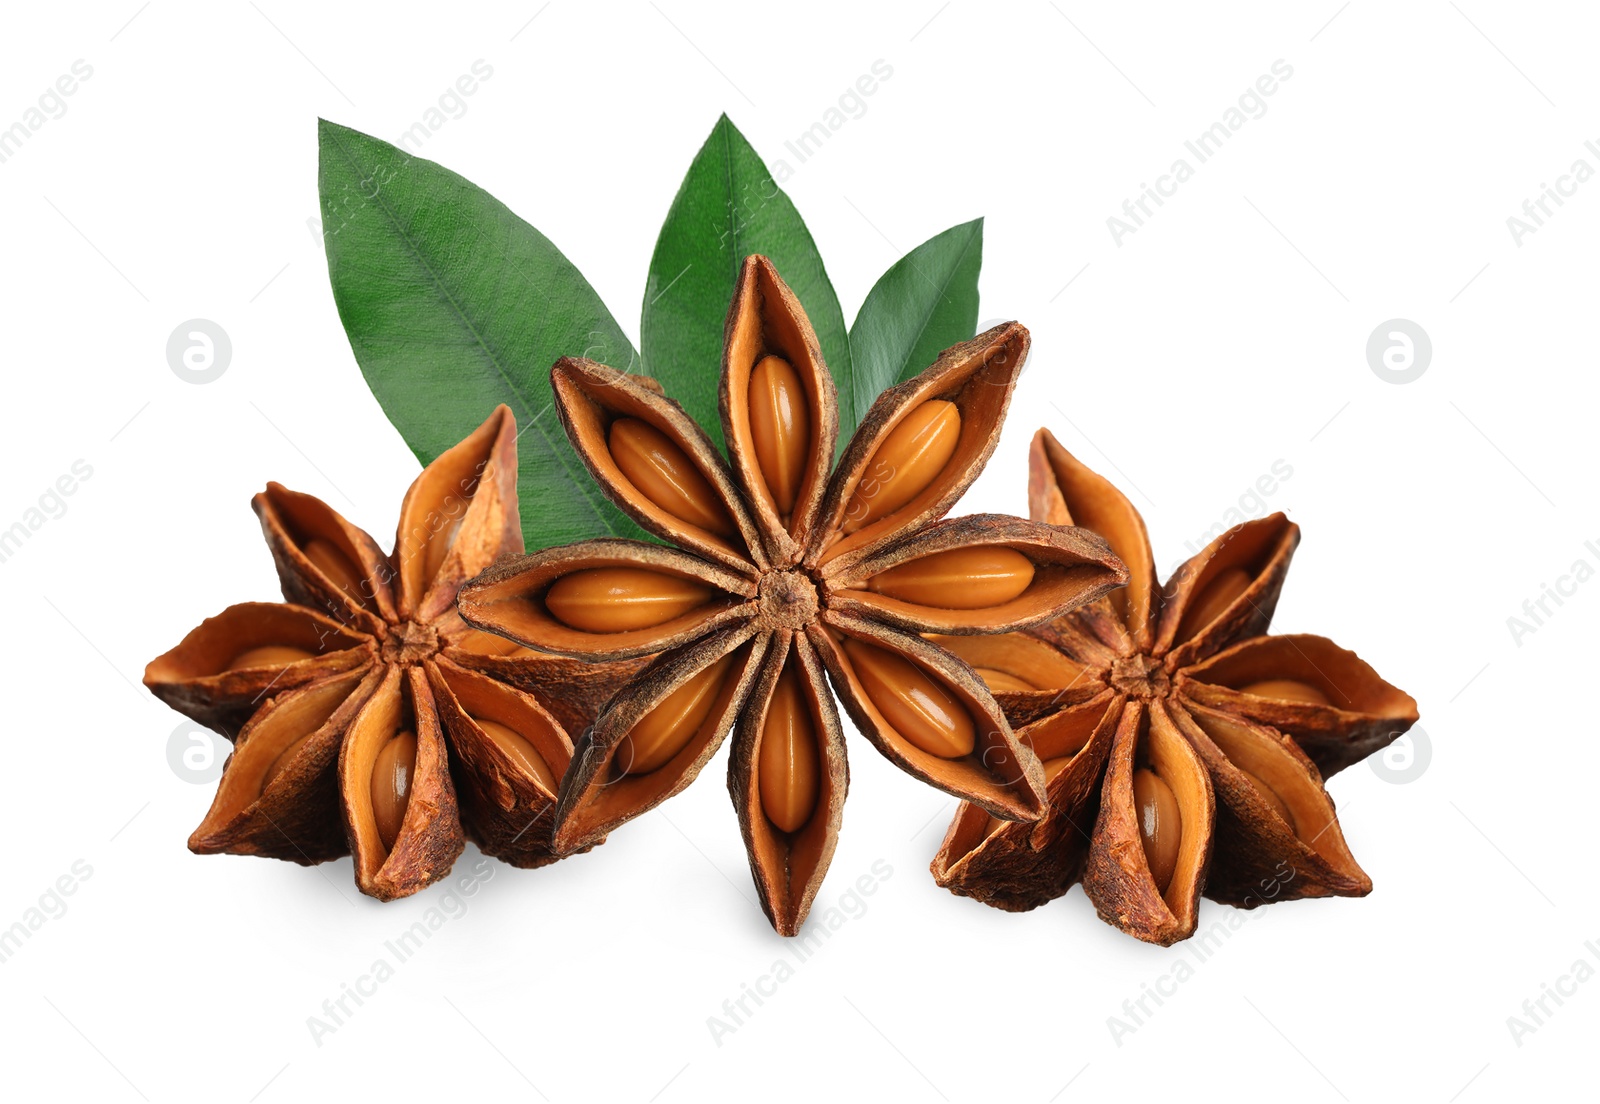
(545, 567), (715, 633)
(1240, 767), (1295, 831)
(421, 505), (466, 583)
(303, 537), (371, 608)
(229, 645), (315, 670)
(1241, 678), (1331, 707)
(1176, 566), (1252, 641)
(842, 400), (960, 534)
(371, 729), (418, 851)
(758, 664), (819, 833)
(258, 693), (347, 793)
(842, 638), (974, 758)
(261, 734), (313, 793)
(616, 654), (736, 775)
(974, 667), (1036, 693)
(866, 547), (1035, 609)
(748, 355), (811, 515)
(609, 417), (736, 537)
(1132, 767), (1181, 893)
(473, 716), (556, 792)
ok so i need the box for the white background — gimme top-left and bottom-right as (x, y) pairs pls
(1, 2), (1592, 1101)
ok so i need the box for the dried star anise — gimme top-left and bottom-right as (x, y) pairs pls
(930, 429), (1419, 944)
(458, 256), (1127, 934)
(145, 407), (642, 899)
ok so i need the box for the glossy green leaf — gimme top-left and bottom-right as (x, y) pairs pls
(317, 119), (644, 548)
(849, 219), (983, 413)
(641, 114), (853, 455)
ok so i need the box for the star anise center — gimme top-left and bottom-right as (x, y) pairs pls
(380, 619), (441, 666)
(1109, 653), (1170, 699)
(757, 569), (819, 631)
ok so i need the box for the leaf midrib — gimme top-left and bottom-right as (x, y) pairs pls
(324, 127), (618, 535)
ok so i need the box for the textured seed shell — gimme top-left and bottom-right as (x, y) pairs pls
(924, 631), (1104, 724)
(427, 657), (591, 869)
(924, 631), (1096, 694)
(1169, 702), (1371, 905)
(254, 483), (396, 632)
(1178, 634), (1420, 778)
(827, 513), (1128, 634)
(1027, 610), (1126, 674)
(189, 665), (380, 863)
(1028, 429), (1161, 655)
(441, 641), (651, 741)
(1154, 514), (1300, 668)
(551, 357), (769, 574)
(551, 626), (769, 854)
(931, 691), (1119, 911)
(393, 403), (521, 623)
(340, 665), (464, 900)
(1082, 700), (1215, 946)
(458, 538), (756, 659)
(808, 323), (1031, 573)
(728, 632), (849, 935)
(143, 602), (374, 738)
(811, 611), (1047, 821)
(719, 256), (839, 565)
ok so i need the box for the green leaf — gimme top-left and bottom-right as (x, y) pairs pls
(641, 114), (853, 455)
(317, 119), (645, 548)
(849, 219), (984, 414)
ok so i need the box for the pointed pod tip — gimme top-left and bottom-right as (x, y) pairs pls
(484, 402), (516, 434)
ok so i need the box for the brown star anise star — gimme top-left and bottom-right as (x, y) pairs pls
(458, 256), (1127, 934)
(145, 407), (641, 899)
(930, 429), (1419, 944)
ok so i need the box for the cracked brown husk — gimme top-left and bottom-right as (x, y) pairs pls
(144, 406), (644, 900)
(929, 428), (1419, 945)
(458, 256), (1128, 935)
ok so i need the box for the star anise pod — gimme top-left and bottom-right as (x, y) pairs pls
(929, 429), (1419, 944)
(458, 256), (1127, 934)
(145, 407), (643, 900)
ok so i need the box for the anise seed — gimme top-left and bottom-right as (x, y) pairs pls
(616, 654), (736, 775)
(229, 645), (314, 670)
(421, 506), (466, 583)
(1240, 767), (1295, 831)
(371, 728), (418, 851)
(867, 546), (1035, 609)
(1241, 678), (1330, 706)
(1132, 767), (1181, 894)
(748, 355), (811, 515)
(609, 417), (736, 537)
(473, 716), (555, 791)
(974, 666), (1036, 693)
(545, 567), (714, 633)
(842, 400), (960, 534)
(843, 637), (974, 758)
(1176, 566), (1252, 641)
(304, 537), (371, 608)
(758, 664), (819, 833)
